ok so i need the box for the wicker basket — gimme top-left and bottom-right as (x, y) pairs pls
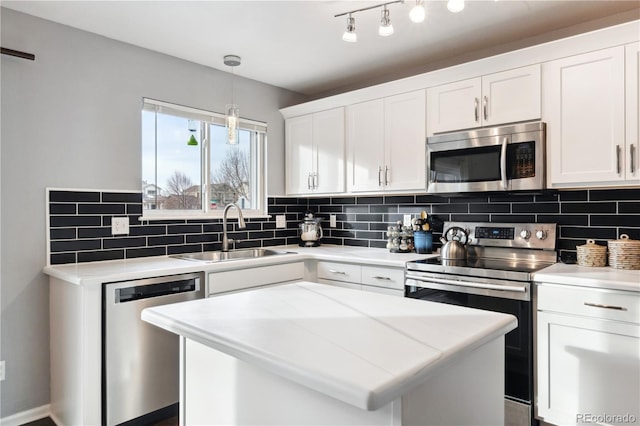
(576, 239), (607, 267)
(607, 234), (640, 270)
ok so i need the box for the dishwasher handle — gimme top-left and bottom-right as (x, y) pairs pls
(115, 277), (200, 303)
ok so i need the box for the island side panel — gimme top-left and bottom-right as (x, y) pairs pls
(401, 337), (505, 426)
(50, 277), (103, 426)
(183, 338), (399, 426)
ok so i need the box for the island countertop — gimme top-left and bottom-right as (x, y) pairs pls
(142, 281), (516, 411)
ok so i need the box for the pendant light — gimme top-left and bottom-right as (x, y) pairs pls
(224, 54), (241, 145)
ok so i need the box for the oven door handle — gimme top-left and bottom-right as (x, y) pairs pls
(406, 274), (527, 293)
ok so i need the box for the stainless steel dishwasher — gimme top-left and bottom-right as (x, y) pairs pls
(103, 272), (204, 426)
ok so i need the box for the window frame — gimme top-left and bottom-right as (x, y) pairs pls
(141, 98), (268, 220)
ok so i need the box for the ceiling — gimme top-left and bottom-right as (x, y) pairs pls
(3, 1), (639, 98)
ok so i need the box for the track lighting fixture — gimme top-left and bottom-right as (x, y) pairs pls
(335, 0), (465, 41)
(378, 5), (394, 37)
(409, 0), (426, 23)
(342, 13), (357, 42)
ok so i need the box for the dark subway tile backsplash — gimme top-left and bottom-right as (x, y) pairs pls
(47, 189), (640, 265)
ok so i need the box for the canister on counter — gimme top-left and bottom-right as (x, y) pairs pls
(576, 239), (607, 267)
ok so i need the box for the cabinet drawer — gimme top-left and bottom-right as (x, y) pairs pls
(537, 284), (640, 324)
(316, 261), (361, 283)
(361, 266), (404, 290)
(208, 262), (304, 295)
(362, 284), (404, 297)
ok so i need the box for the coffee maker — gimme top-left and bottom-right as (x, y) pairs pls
(299, 211), (323, 247)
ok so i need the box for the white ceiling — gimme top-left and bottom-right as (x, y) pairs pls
(3, 1), (639, 97)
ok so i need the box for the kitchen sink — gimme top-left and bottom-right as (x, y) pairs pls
(172, 248), (292, 263)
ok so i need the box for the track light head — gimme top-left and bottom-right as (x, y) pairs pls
(447, 0), (465, 13)
(342, 14), (357, 42)
(378, 6), (394, 37)
(409, 0), (426, 23)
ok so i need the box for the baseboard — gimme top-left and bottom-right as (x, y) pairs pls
(0, 404), (50, 426)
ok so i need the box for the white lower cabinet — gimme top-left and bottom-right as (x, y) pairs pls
(536, 284), (640, 426)
(316, 261), (404, 296)
(207, 262), (305, 296)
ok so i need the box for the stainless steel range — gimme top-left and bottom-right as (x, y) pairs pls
(405, 221), (557, 426)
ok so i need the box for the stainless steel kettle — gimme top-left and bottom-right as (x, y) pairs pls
(440, 226), (468, 260)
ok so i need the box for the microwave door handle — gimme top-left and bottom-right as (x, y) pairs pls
(500, 137), (508, 189)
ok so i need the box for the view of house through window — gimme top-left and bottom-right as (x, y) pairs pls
(142, 99), (266, 217)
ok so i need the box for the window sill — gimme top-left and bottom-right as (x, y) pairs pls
(139, 212), (271, 222)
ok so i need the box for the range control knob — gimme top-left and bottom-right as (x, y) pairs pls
(536, 230), (547, 240)
(520, 229), (531, 240)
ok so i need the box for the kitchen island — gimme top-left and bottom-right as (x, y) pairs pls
(142, 281), (517, 426)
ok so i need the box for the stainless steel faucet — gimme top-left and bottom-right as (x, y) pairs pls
(221, 203), (246, 252)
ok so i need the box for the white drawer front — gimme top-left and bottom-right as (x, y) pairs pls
(208, 262), (304, 295)
(537, 284), (640, 324)
(361, 266), (405, 290)
(362, 284), (404, 297)
(317, 261), (361, 283)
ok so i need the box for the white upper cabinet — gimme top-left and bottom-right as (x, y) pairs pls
(347, 90), (426, 193)
(427, 64), (541, 134)
(285, 108), (345, 195)
(544, 45), (638, 187)
(626, 42), (640, 183)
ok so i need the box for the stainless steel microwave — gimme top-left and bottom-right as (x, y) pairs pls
(426, 121), (546, 194)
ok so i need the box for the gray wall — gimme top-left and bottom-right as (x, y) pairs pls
(0, 8), (306, 417)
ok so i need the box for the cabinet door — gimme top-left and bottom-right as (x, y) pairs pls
(536, 311), (640, 425)
(384, 90), (426, 192)
(285, 115), (314, 195)
(482, 64), (540, 126)
(313, 108), (345, 193)
(346, 99), (385, 192)
(626, 42), (640, 183)
(544, 46), (626, 187)
(426, 78), (481, 134)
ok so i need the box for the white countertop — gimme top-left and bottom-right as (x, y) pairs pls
(141, 281), (516, 411)
(43, 245), (432, 286)
(534, 263), (640, 293)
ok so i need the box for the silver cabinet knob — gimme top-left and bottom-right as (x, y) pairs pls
(536, 230), (547, 240)
(520, 229), (531, 240)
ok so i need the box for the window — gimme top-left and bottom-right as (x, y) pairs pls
(142, 99), (267, 218)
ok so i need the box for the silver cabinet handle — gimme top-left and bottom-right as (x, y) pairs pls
(313, 172), (318, 189)
(483, 96), (488, 121)
(500, 137), (508, 189)
(474, 97), (479, 123)
(584, 302), (627, 311)
(371, 276), (391, 281)
(307, 172), (312, 190)
(631, 144), (636, 174)
(378, 166), (383, 187)
(385, 165), (390, 186)
(616, 145), (622, 174)
(328, 270), (347, 275)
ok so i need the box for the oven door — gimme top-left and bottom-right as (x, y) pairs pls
(405, 273), (533, 407)
(426, 128), (544, 194)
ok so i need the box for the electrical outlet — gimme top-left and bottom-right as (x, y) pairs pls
(275, 215), (286, 229)
(403, 214), (412, 227)
(111, 217), (130, 235)
(0, 360), (5, 381)
(329, 214), (337, 228)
